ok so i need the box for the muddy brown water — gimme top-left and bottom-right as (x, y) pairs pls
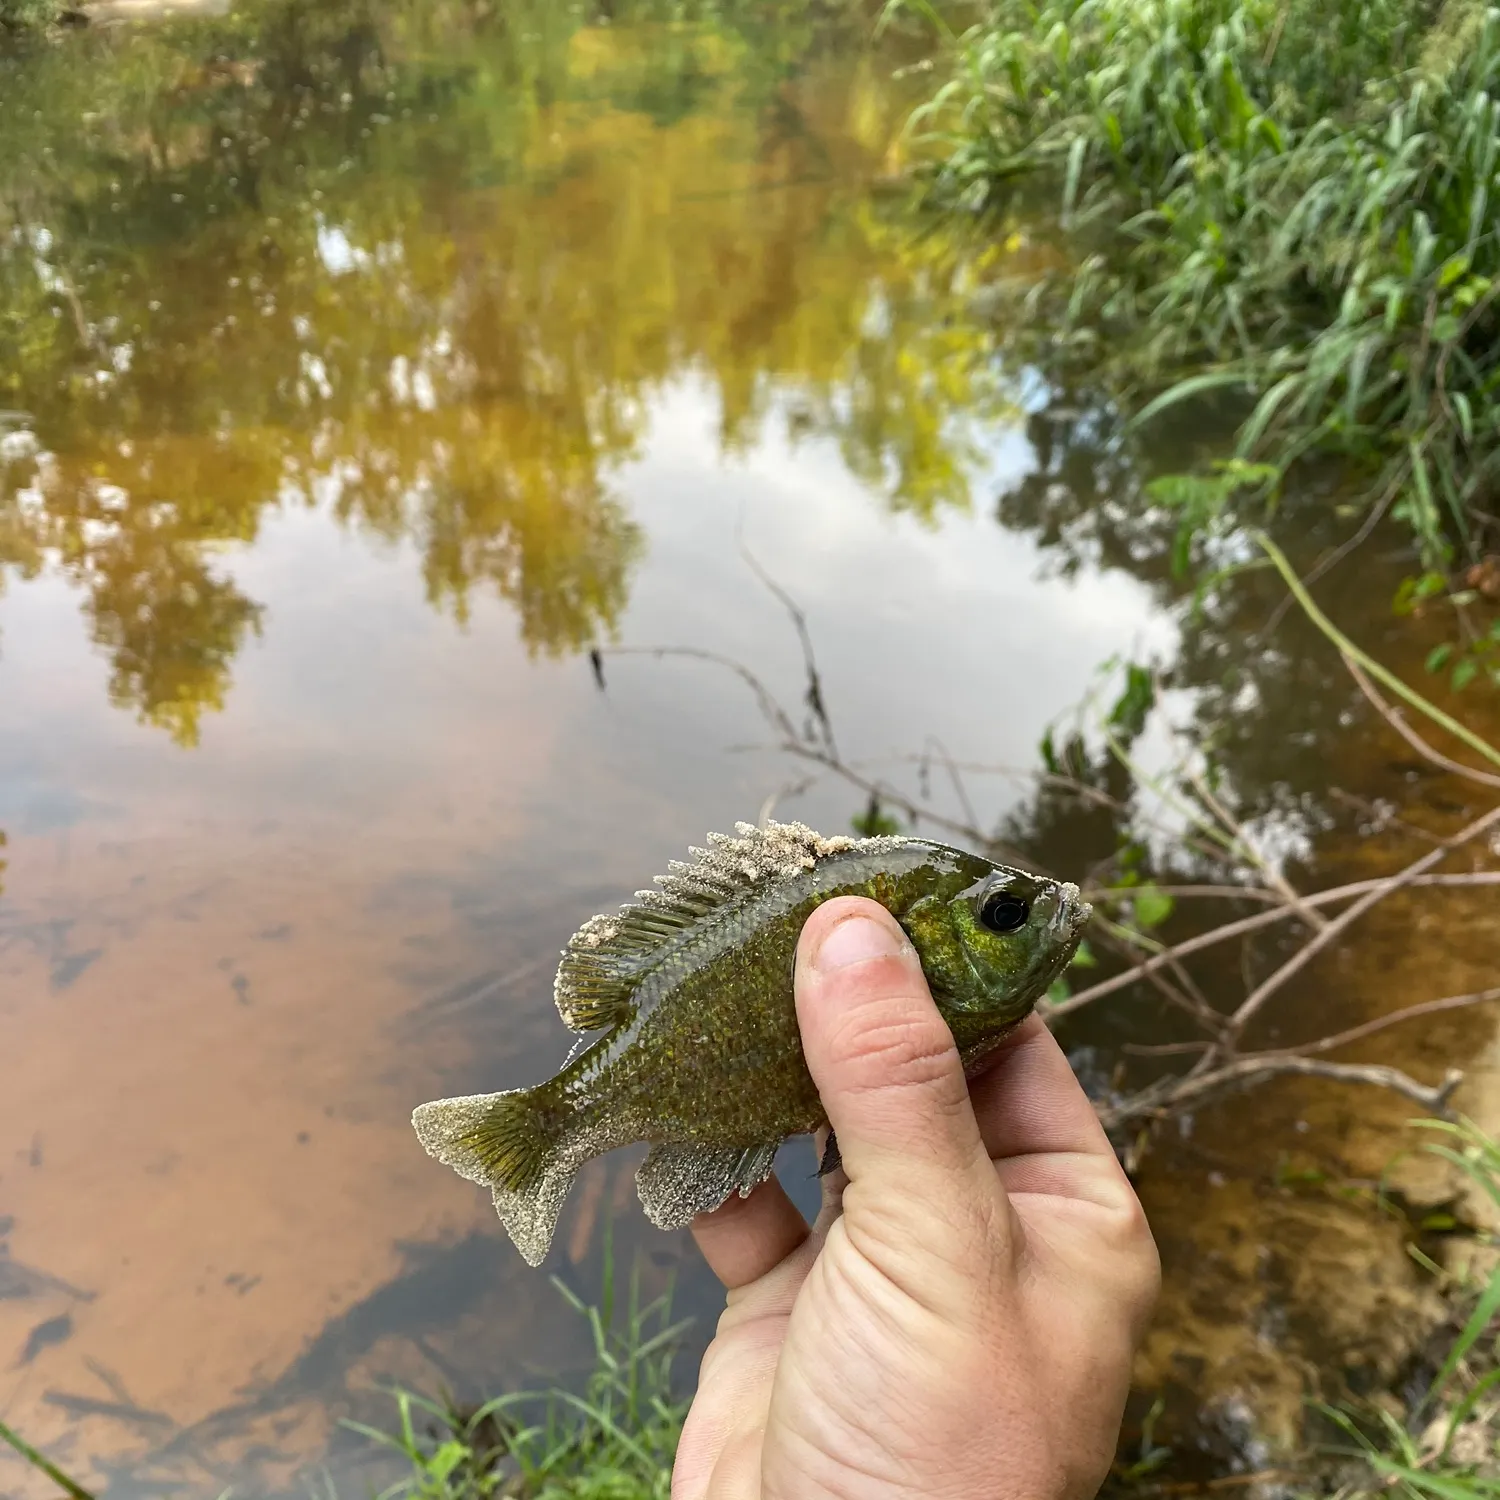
(2, 3), (1498, 1495)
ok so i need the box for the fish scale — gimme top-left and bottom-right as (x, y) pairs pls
(412, 820), (1091, 1265)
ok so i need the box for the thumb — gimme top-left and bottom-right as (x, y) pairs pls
(795, 896), (992, 1199)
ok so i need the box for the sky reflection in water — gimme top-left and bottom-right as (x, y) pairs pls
(0, 4), (1174, 1493)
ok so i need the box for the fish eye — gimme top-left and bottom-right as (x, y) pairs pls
(978, 891), (1030, 935)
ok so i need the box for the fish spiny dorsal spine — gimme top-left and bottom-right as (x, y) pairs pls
(551, 820), (899, 1032)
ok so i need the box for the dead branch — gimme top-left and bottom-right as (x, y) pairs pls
(1345, 659), (1500, 792)
(1098, 1057), (1464, 1131)
(605, 554), (1500, 1151)
(755, 775), (817, 828)
(920, 736), (982, 834)
(1328, 788), (1450, 845)
(601, 646), (802, 747)
(1181, 760), (1329, 933)
(1260, 984), (1500, 1059)
(1224, 803), (1500, 1042)
(1051, 872), (1500, 1019)
(737, 526), (838, 758)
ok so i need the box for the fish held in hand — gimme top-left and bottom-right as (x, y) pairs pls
(411, 820), (1091, 1265)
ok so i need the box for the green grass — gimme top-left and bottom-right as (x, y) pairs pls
(1299, 1119), (1500, 1499)
(0, 0), (62, 29)
(344, 1255), (687, 1499)
(4, 1145), (1500, 1498)
(0, 1251), (687, 1500)
(901, 0), (1500, 611)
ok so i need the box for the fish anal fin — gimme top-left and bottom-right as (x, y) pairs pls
(635, 1140), (780, 1230)
(554, 821), (863, 1032)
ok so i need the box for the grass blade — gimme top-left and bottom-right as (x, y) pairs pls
(0, 1420), (95, 1500)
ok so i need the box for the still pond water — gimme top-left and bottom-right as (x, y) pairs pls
(2, 2), (1498, 1495)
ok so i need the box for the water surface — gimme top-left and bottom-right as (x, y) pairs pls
(2, 2), (1498, 1494)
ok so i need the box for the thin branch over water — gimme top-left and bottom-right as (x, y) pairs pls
(600, 542), (1500, 1149)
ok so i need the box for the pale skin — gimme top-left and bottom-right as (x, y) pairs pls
(673, 897), (1161, 1500)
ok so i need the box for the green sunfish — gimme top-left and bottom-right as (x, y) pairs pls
(411, 820), (1091, 1264)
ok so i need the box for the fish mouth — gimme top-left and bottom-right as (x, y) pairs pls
(1050, 881), (1093, 943)
(1015, 881), (1093, 1002)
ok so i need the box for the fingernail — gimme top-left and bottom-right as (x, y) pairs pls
(813, 914), (906, 971)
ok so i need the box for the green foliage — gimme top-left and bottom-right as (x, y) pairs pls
(1105, 661), (1157, 738)
(907, 0), (1500, 581)
(1145, 460), (1280, 578)
(1258, 531), (1500, 769)
(1044, 937), (1095, 1006)
(1305, 1119), (1500, 1500)
(347, 1258), (686, 1499)
(0, 1417), (92, 1500)
(0, 1254), (685, 1499)
(0, 0), (60, 29)
(851, 792), (905, 837)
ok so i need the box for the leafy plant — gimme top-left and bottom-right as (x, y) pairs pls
(903, 0), (1500, 610)
(0, 0), (61, 29)
(347, 1248), (687, 1498)
(1307, 1119), (1500, 1500)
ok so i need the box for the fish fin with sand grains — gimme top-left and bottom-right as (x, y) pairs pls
(411, 1088), (577, 1266)
(635, 1140), (781, 1230)
(553, 820), (865, 1033)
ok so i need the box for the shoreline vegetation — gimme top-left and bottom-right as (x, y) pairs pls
(0, 0), (63, 28)
(894, 0), (1500, 688)
(4, 0), (1500, 1494)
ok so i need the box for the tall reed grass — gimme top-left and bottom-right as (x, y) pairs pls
(347, 1255), (687, 1499)
(905, 0), (1500, 588)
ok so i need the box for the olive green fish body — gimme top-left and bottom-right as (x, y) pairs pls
(412, 822), (1090, 1265)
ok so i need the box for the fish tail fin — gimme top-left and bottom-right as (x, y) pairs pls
(412, 1087), (577, 1266)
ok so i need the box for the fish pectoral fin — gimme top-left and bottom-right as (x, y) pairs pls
(635, 1141), (780, 1230)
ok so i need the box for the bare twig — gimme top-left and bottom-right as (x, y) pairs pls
(756, 776), (816, 828)
(609, 562), (1500, 1144)
(1049, 871), (1500, 1018)
(1261, 462), (1404, 635)
(1098, 1057), (1464, 1130)
(1225, 803), (1500, 1041)
(1345, 659), (1500, 791)
(1263, 984), (1500, 1059)
(1328, 788), (1450, 845)
(1255, 531), (1500, 774)
(737, 526), (838, 758)
(600, 646), (801, 745)
(1182, 759), (1329, 931)
(1089, 915), (1232, 1037)
(921, 736), (982, 833)
(1084, 882), (1281, 903)
(781, 740), (1036, 866)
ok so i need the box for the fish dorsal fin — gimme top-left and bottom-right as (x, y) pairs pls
(553, 820), (860, 1032)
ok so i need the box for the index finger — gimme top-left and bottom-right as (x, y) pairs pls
(968, 1014), (1134, 1204)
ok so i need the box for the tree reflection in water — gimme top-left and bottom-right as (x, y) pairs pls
(0, 0), (1021, 745)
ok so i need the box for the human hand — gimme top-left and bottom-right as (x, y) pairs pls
(672, 896), (1160, 1500)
